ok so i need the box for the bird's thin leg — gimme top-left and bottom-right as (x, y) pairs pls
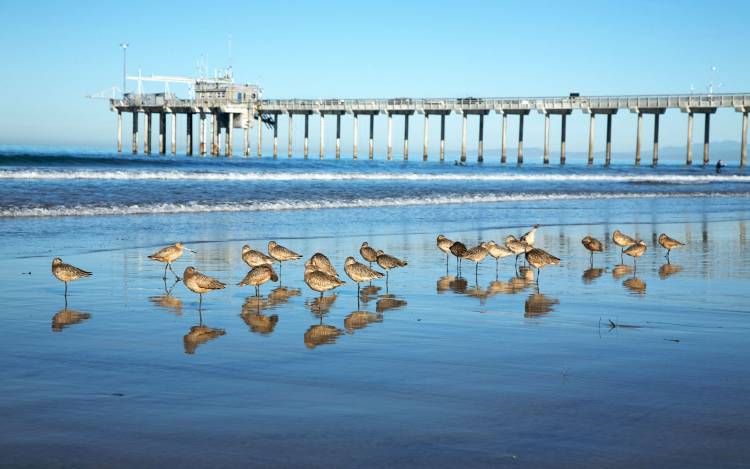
(666, 249), (671, 260)
(198, 307), (203, 326)
(198, 294), (203, 312)
(163, 263), (168, 280)
(168, 263), (181, 280)
(64, 282), (68, 298)
(255, 285), (259, 297)
(278, 261), (282, 282)
(537, 268), (541, 283)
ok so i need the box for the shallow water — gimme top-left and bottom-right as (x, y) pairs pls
(1, 152), (750, 467)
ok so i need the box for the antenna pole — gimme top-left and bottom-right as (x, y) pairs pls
(119, 43), (129, 97)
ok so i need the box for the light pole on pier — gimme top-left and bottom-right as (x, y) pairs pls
(119, 43), (129, 97)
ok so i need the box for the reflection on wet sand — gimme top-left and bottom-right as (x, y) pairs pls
(241, 311), (279, 335)
(183, 325), (226, 354)
(344, 311), (383, 333)
(448, 276), (468, 294)
(148, 279), (183, 315)
(623, 277), (647, 295)
(376, 294), (407, 313)
(306, 293), (338, 318)
(524, 293), (559, 318)
(304, 318), (344, 349)
(359, 285), (381, 304)
(612, 264), (633, 279)
(659, 263), (683, 279)
(464, 285), (491, 304)
(267, 286), (301, 306)
(582, 267), (604, 284)
(52, 308), (91, 332)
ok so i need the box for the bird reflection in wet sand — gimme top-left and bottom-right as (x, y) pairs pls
(448, 276), (469, 294)
(465, 285), (491, 304)
(148, 278), (183, 315)
(359, 285), (381, 305)
(524, 293), (559, 318)
(659, 263), (683, 279)
(304, 316), (344, 349)
(267, 286), (301, 306)
(582, 267), (605, 284)
(612, 264), (633, 279)
(376, 294), (407, 313)
(306, 293), (338, 318)
(183, 324), (226, 354)
(344, 311), (383, 333)
(240, 302), (279, 335)
(623, 277), (647, 295)
(436, 275), (455, 293)
(52, 308), (91, 332)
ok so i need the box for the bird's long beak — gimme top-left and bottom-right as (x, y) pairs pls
(187, 248), (197, 254)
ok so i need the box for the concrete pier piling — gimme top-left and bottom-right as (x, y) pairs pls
(257, 115), (262, 158)
(560, 113), (568, 165)
(653, 113), (660, 166)
(211, 113), (219, 157)
(352, 114), (359, 160)
(460, 113), (467, 163)
(304, 114), (310, 159)
(543, 112), (550, 165)
(703, 113), (711, 165)
(336, 114), (341, 159)
(635, 112), (643, 166)
(288, 113), (293, 158)
(440, 115), (446, 162)
(199, 113), (206, 156)
(158, 112), (166, 155)
(422, 114), (429, 161)
(387, 113), (393, 160)
(478, 114), (485, 163)
(605, 113), (613, 166)
(587, 113), (595, 165)
(227, 113), (234, 157)
(131, 112), (138, 154)
(742, 110), (748, 167)
(319, 114), (325, 159)
(272, 114), (278, 158)
(117, 111), (123, 153)
(171, 113), (177, 155)
(369, 114), (375, 160)
(144, 112), (152, 155)
(501, 113), (507, 164)
(403, 115), (409, 160)
(686, 112), (694, 165)
(186, 113), (193, 156)
(517, 113), (525, 164)
(243, 123), (249, 157)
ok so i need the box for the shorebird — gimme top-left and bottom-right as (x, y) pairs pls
(51, 258), (91, 298)
(376, 250), (407, 285)
(462, 242), (489, 278)
(520, 224), (540, 246)
(436, 235), (454, 267)
(238, 265), (279, 297)
(449, 241), (468, 272)
(241, 244), (274, 268)
(486, 241), (513, 273)
(658, 233), (685, 259)
(267, 241), (302, 279)
(613, 229), (637, 261)
(183, 266), (225, 309)
(360, 242), (379, 267)
(505, 235), (530, 267)
(524, 248), (561, 283)
(581, 236), (604, 264)
(623, 240), (647, 269)
(148, 242), (195, 280)
(304, 263), (345, 300)
(307, 252), (339, 278)
(344, 257), (384, 295)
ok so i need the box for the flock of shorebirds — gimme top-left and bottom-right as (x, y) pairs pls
(50, 225), (685, 304)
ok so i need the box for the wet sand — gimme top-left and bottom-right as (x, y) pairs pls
(1, 203), (749, 467)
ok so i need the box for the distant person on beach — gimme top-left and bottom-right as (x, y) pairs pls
(716, 160), (725, 173)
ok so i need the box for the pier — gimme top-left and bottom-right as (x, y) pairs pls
(110, 77), (750, 166)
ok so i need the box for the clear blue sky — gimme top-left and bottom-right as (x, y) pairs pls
(1, 0), (748, 154)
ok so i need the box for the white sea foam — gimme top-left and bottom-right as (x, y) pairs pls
(1, 192), (746, 218)
(1, 169), (749, 184)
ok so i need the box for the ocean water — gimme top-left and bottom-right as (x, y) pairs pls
(1, 150), (749, 467)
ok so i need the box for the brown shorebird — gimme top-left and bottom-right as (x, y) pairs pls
(267, 241), (302, 279)
(360, 242), (379, 267)
(148, 242), (195, 280)
(524, 248), (561, 282)
(51, 258), (91, 298)
(581, 236), (604, 264)
(505, 235), (530, 267)
(436, 235), (454, 267)
(238, 265), (279, 297)
(307, 252), (339, 278)
(520, 224), (540, 246)
(462, 242), (489, 278)
(183, 266), (225, 309)
(613, 229), (637, 261)
(449, 241), (468, 272)
(241, 244), (274, 268)
(658, 233), (685, 260)
(376, 250), (407, 285)
(304, 263), (345, 300)
(623, 240), (647, 269)
(344, 257), (384, 295)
